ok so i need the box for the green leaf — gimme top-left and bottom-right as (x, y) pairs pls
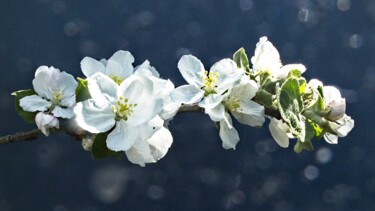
(12, 89), (37, 123)
(276, 78), (306, 142)
(233, 47), (250, 73)
(293, 139), (314, 153)
(91, 133), (121, 160)
(75, 77), (91, 102)
(278, 78), (303, 114)
(254, 89), (274, 107)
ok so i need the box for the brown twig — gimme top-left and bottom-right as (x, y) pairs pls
(0, 104), (279, 145)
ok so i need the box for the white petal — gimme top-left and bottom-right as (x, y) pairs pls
(106, 120), (137, 151)
(108, 50), (135, 77)
(147, 127), (173, 161)
(219, 113), (240, 150)
(80, 57), (106, 77)
(87, 72), (118, 104)
(170, 85), (204, 104)
(74, 100), (116, 133)
(119, 75), (163, 125)
(159, 101), (181, 120)
(105, 59), (125, 79)
(59, 95), (76, 108)
(332, 115), (354, 137)
(210, 59), (244, 94)
(204, 104), (226, 122)
(52, 107), (75, 119)
(54, 71), (78, 98)
(178, 55), (205, 87)
(230, 80), (259, 102)
(323, 86), (342, 103)
(35, 112), (59, 136)
(20, 95), (52, 112)
(125, 140), (154, 167)
(251, 36), (282, 73)
(269, 118), (289, 148)
(232, 101), (265, 127)
(198, 94), (224, 109)
(32, 66), (60, 99)
(134, 60), (160, 78)
(324, 133), (338, 144)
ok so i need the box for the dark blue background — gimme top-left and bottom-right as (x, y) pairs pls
(0, 0), (373, 210)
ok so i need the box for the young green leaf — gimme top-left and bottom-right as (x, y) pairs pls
(91, 133), (121, 159)
(12, 89), (37, 123)
(233, 47), (250, 73)
(75, 77), (91, 102)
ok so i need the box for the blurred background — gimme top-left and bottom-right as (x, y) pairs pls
(0, 0), (373, 210)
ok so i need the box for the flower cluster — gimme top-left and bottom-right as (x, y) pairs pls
(14, 37), (354, 166)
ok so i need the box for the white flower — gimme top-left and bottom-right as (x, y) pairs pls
(125, 117), (173, 166)
(74, 72), (164, 152)
(251, 36), (282, 74)
(323, 86), (346, 121)
(20, 66), (77, 135)
(321, 86), (353, 144)
(35, 112), (60, 136)
(80, 50), (135, 84)
(268, 118), (294, 148)
(324, 115), (354, 144)
(251, 37), (306, 79)
(134, 61), (181, 120)
(171, 55), (244, 104)
(200, 76), (265, 149)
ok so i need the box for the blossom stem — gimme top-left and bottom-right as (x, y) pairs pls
(0, 104), (280, 145)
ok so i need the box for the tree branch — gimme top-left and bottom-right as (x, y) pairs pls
(0, 104), (280, 145)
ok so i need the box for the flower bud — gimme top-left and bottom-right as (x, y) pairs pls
(323, 86), (346, 121)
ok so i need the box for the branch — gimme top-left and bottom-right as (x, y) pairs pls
(0, 104), (280, 145)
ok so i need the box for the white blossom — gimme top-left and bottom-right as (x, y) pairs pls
(251, 37), (306, 79)
(171, 55), (244, 104)
(74, 72), (165, 154)
(200, 76), (265, 149)
(268, 118), (294, 148)
(80, 50), (135, 84)
(20, 66), (77, 135)
(321, 86), (354, 144)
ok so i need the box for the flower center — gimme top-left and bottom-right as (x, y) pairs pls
(202, 71), (220, 96)
(51, 90), (64, 105)
(112, 96), (137, 121)
(111, 75), (125, 85)
(223, 96), (240, 111)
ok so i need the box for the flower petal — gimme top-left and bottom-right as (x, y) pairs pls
(251, 36), (282, 73)
(80, 57), (106, 77)
(35, 112), (59, 136)
(204, 104), (226, 122)
(278, 64), (306, 79)
(32, 66), (60, 99)
(52, 106), (75, 119)
(170, 85), (204, 104)
(219, 113), (240, 150)
(147, 127), (173, 161)
(19, 95), (52, 112)
(324, 133), (338, 144)
(198, 93), (224, 109)
(119, 75), (163, 125)
(108, 50), (135, 78)
(87, 72), (118, 104)
(106, 120), (137, 151)
(232, 100), (265, 127)
(269, 118), (289, 148)
(210, 59), (244, 95)
(125, 140), (154, 167)
(74, 100), (116, 133)
(178, 55), (205, 87)
(134, 60), (160, 78)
